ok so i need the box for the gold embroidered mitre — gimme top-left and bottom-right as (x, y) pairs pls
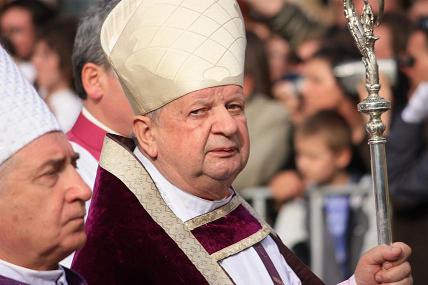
(100, 0), (246, 114)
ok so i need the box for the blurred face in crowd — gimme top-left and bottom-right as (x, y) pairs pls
(409, 1), (428, 20)
(0, 132), (91, 270)
(266, 35), (290, 82)
(375, 25), (394, 59)
(295, 133), (349, 186)
(403, 31), (428, 89)
(135, 85), (249, 200)
(32, 40), (67, 94)
(300, 58), (344, 117)
(1, 7), (35, 60)
(296, 39), (320, 64)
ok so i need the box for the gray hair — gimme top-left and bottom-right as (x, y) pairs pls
(72, 0), (121, 100)
(144, 107), (162, 126)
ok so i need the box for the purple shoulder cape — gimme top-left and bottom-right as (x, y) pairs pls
(72, 134), (324, 285)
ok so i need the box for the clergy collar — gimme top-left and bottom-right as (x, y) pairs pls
(81, 107), (118, 135)
(133, 147), (234, 222)
(0, 259), (67, 285)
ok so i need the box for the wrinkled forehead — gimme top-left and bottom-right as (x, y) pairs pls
(6, 132), (71, 170)
(163, 84), (244, 108)
(188, 84), (243, 97)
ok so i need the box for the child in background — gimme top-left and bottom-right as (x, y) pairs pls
(274, 110), (376, 284)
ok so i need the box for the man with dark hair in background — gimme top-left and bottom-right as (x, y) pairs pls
(68, 0), (133, 190)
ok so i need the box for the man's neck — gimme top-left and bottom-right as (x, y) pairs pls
(0, 252), (58, 271)
(81, 107), (118, 134)
(150, 159), (232, 201)
(0, 258), (66, 285)
(133, 147), (234, 221)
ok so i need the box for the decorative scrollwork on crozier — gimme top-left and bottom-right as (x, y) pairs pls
(343, 0), (390, 144)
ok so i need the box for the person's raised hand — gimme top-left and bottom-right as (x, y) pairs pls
(354, 242), (412, 285)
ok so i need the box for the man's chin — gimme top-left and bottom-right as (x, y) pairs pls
(206, 168), (241, 182)
(59, 231), (87, 254)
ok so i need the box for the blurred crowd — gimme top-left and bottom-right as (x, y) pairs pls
(1, 0), (428, 283)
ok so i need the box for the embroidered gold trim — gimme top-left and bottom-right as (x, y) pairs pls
(184, 195), (241, 231)
(99, 135), (233, 285)
(211, 225), (271, 261)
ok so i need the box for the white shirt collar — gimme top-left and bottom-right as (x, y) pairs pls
(81, 107), (118, 134)
(0, 259), (68, 285)
(133, 147), (233, 222)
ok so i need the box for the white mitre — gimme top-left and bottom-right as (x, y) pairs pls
(101, 0), (246, 114)
(0, 45), (60, 165)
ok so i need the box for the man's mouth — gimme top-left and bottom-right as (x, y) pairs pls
(208, 147), (238, 157)
(68, 209), (86, 223)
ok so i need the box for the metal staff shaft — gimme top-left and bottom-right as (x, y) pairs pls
(343, 0), (392, 245)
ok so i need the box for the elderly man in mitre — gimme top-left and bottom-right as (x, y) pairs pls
(72, 1), (412, 284)
(0, 45), (90, 284)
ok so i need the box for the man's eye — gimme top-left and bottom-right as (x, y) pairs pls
(227, 104), (244, 113)
(190, 108), (207, 116)
(35, 170), (59, 187)
(45, 170), (59, 177)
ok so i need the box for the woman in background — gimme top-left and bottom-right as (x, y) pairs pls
(32, 16), (81, 132)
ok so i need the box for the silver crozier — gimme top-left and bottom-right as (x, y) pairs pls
(343, 0), (392, 245)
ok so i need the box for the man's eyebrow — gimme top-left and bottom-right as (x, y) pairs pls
(35, 157), (67, 175)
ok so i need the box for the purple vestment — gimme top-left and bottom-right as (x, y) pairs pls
(72, 135), (324, 285)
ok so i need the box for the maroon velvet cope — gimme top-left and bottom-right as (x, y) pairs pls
(191, 204), (262, 254)
(67, 112), (106, 160)
(72, 135), (325, 285)
(72, 166), (209, 285)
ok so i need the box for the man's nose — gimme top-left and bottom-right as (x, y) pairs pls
(211, 107), (239, 136)
(67, 168), (92, 202)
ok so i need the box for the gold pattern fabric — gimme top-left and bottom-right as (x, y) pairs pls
(185, 195), (241, 231)
(211, 225), (271, 261)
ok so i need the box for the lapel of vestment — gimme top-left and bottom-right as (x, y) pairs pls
(185, 194), (272, 261)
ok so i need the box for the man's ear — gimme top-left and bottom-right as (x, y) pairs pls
(243, 74), (255, 99)
(133, 115), (158, 159)
(81, 63), (105, 101)
(335, 147), (352, 169)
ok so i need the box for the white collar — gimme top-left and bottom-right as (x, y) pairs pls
(0, 259), (68, 285)
(133, 147), (233, 222)
(81, 107), (118, 134)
